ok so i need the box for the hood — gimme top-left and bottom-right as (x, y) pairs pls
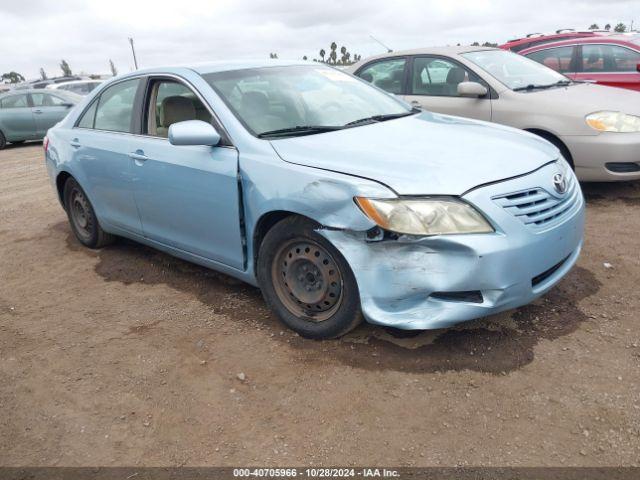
(514, 83), (640, 117)
(269, 112), (558, 195)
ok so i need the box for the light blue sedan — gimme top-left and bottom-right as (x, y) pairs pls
(44, 61), (585, 339)
(0, 89), (80, 148)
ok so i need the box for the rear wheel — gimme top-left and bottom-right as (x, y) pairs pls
(257, 216), (362, 339)
(63, 177), (115, 248)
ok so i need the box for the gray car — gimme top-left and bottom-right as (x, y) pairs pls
(0, 89), (80, 148)
(348, 47), (640, 181)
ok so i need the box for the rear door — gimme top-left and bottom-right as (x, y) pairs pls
(574, 44), (640, 91)
(0, 93), (36, 141)
(129, 76), (244, 269)
(403, 56), (492, 121)
(29, 92), (74, 137)
(524, 45), (579, 80)
(71, 78), (144, 235)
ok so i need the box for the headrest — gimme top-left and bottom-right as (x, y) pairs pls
(160, 96), (195, 127)
(446, 67), (466, 84)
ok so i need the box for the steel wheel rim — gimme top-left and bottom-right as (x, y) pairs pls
(70, 188), (93, 240)
(271, 239), (344, 322)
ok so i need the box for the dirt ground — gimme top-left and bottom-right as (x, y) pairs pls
(0, 143), (639, 467)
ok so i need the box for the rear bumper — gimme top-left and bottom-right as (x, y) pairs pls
(320, 163), (585, 330)
(563, 132), (640, 181)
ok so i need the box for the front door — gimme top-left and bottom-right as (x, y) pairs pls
(0, 93), (36, 141)
(130, 77), (244, 269)
(402, 56), (492, 121)
(574, 44), (640, 91)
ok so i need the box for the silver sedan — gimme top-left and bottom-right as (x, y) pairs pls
(348, 46), (640, 181)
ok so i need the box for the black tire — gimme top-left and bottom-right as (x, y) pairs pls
(63, 177), (115, 248)
(0, 131), (6, 150)
(257, 216), (363, 339)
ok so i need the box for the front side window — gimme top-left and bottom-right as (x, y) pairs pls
(0, 94), (28, 108)
(145, 80), (212, 137)
(581, 44), (640, 72)
(204, 65), (411, 137)
(93, 79), (140, 133)
(411, 57), (485, 96)
(357, 58), (406, 94)
(525, 46), (575, 73)
(463, 49), (568, 90)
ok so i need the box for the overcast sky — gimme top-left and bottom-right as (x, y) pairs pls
(1, 0), (638, 80)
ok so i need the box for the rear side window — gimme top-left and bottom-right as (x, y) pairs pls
(93, 79), (140, 133)
(357, 58), (406, 94)
(31, 93), (69, 107)
(581, 44), (640, 72)
(0, 94), (28, 108)
(526, 46), (575, 73)
(77, 101), (98, 129)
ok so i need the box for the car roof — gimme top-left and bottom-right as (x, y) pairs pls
(520, 34), (640, 53)
(0, 89), (79, 99)
(351, 46), (497, 64)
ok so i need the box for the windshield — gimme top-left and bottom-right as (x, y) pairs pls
(203, 65), (412, 137)
(462, 50), (569, 90)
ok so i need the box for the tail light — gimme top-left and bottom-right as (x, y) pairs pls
(43, 136), (49, 154)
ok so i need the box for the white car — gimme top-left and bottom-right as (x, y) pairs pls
(46, 80), (103, 96)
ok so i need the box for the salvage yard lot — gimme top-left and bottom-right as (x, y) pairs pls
(1, 143), (639, 466)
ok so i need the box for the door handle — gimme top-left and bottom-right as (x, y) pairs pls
(70, 138), (81, 148)
(33, 109), (43, 114)
(129, 151), (149, 163)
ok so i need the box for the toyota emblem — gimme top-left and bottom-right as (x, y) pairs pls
(552, 173), (567, 194)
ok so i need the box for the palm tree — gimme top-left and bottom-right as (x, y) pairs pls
(329, 42), (337, 64)
(319, 49), (326, 62)
(605, 23), (611, 31)
(39, 68), (48, 80)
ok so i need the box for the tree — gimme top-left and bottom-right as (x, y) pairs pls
(269, 52), (278, 59)
(329, 42), (337, 64)
(319, 48), (326, 62)
(482, 41), (498, 47)
(1, 71), (25, 84)
(39, 68), (48, 80)
(605, 23), (611, 30)
(302, 55), (308, 60)
(614, 22), (627, 32)
(60, 59), (72, 77)
(109, 59), (118, 77)
(589, 23), (599, 30)
(471, 41), (480, 46)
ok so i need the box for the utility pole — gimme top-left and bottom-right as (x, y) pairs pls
(128, 37), (139, 70)
(369, 35), (393, 53)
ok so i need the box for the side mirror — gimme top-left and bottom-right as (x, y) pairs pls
(168, 120), (221, 146)
(637, 62), (640, 73)
(457, 81), (488, 98)
(61, 103), (74, 108)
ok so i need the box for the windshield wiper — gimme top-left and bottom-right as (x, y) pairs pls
(513, 80), (573, 92)
(344, 108), (420, 127)
(257, 125), (344, 138)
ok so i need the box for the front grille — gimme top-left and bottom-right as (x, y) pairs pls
(531, 255), (570, 287)
(493, 172), (579, 228)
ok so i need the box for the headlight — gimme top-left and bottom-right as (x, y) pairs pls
(586, 111), (640, 133)
(355, 197), (494, 236)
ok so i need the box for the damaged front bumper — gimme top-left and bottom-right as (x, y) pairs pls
(319, 163), (585, 330)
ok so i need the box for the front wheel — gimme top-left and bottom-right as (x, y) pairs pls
(63, 177), (115, 248)
(257, 216), (362, 339)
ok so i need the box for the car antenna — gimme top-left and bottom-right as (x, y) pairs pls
(369, 35), (393, 53)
